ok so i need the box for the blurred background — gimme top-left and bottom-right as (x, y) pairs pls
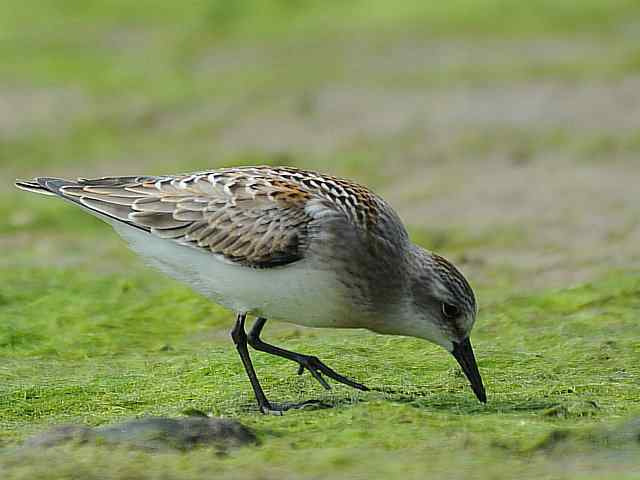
(1, 1), (640, 478)
(2, 0), (640, 293)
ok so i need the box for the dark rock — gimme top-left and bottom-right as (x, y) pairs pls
(23, 417), (256, 452)
(23, 425), (95, 448)
(96, 417), (256, 451)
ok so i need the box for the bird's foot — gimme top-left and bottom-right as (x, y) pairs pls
(295, 355), (369, 392)
(259, 399), (331, 415)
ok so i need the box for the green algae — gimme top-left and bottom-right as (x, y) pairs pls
(1, 1), (639, 478)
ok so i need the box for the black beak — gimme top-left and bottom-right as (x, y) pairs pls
(451, 338), (487, 403)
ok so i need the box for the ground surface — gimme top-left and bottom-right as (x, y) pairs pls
(1, 1), (639, 479)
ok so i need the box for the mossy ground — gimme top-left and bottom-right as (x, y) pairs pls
(1, 1), (639, 478)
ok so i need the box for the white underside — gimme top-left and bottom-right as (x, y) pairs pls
(111, 223), (350, 328)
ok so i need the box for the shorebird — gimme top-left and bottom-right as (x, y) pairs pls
(16, 166), (486, 414)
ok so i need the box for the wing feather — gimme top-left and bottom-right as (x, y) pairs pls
(17, 167), (405, 268)
(45, 171), (313, 268)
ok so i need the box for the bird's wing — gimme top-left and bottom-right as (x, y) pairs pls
(31, 171), (315, 268)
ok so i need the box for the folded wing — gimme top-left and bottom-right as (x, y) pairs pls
(23, 172), (314, 268)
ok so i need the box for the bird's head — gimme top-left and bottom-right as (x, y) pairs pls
(390, 247), (486, 403)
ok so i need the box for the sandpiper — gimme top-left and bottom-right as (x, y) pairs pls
(16, 166), (486, 413)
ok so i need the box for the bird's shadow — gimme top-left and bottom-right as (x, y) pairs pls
(229, 386), (554, 416)
(367, 386), (555, 415)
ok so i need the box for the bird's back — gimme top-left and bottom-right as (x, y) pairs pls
(16, 166), (410, 326)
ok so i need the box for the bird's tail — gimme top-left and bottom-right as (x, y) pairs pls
(15, 176), (148, 231)
(15, 177), (78, 196)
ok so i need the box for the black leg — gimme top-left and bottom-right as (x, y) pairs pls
(231, 313), (328, 415)
(247, 317), (369, 392)
(230, 313), (276, 414)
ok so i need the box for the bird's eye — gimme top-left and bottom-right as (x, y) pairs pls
(441, 303), (460, 319)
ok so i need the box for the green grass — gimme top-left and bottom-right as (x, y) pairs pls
(3, 0), (640, 37)
(1, 265), (639, 478)
(1, 0), (639, 478)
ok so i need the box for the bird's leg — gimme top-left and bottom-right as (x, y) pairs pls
(231, 313), (325, 415)
(247, 317), (369, 392)
(231, 313), (279, 415)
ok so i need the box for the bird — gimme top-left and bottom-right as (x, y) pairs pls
(15, 166), (486, 414)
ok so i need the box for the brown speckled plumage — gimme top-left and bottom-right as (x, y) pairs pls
(23, 167), (403, 270)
